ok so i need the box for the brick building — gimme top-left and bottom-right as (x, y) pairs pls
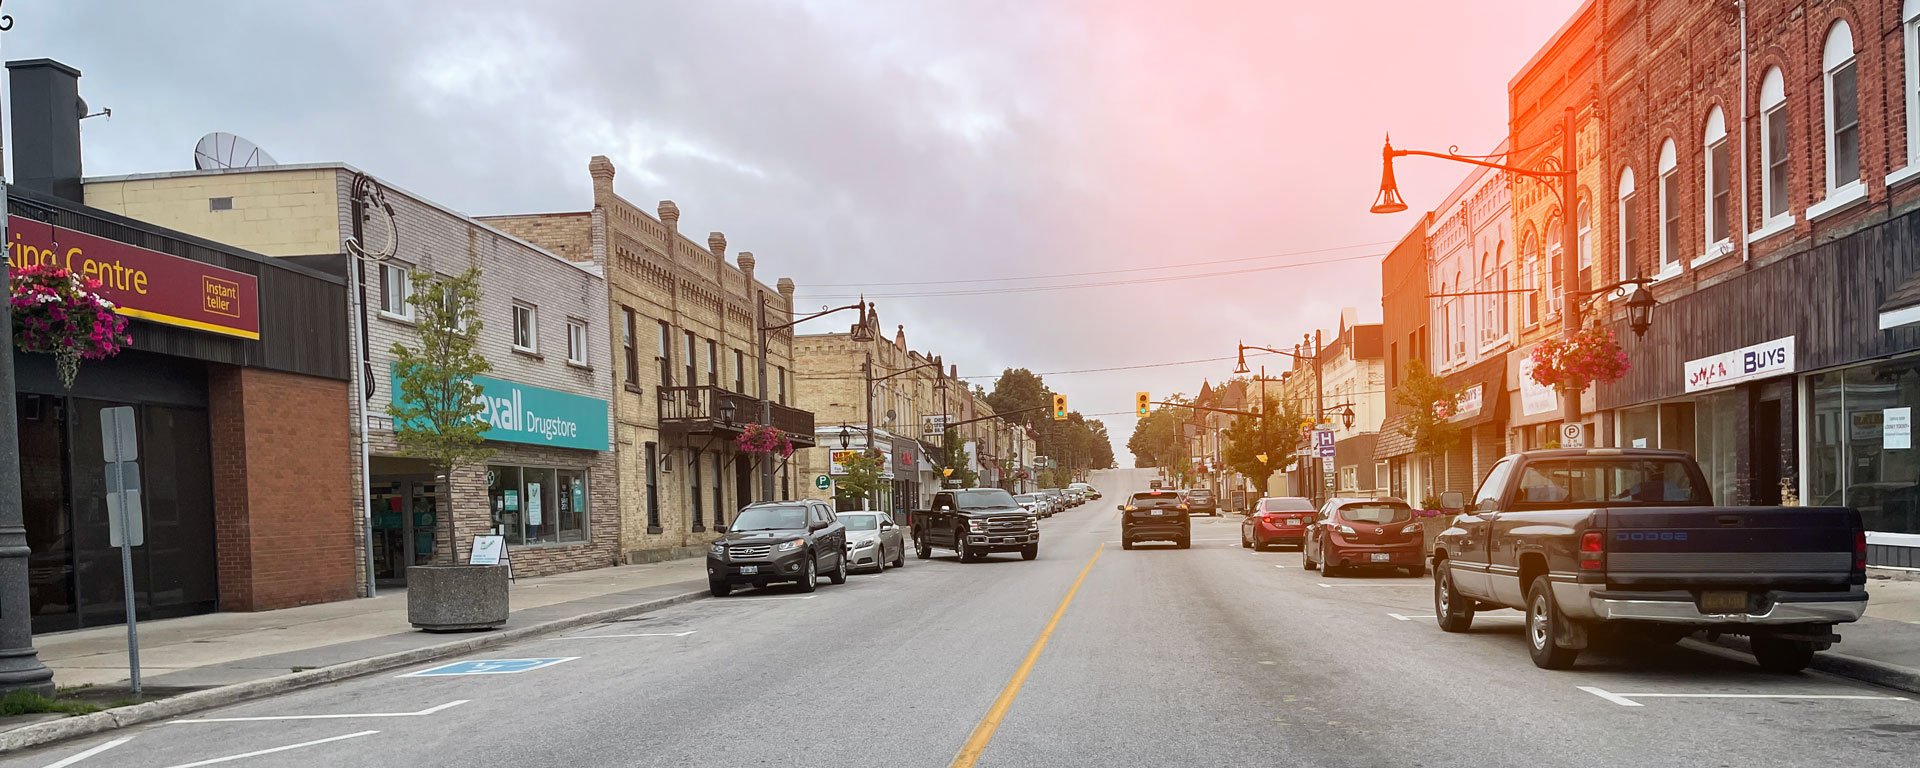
(1375, 218), (1431, 502)
(792, 322), (962, 514)
(87, 163), (620, 583)
(483, 157), (815, 564)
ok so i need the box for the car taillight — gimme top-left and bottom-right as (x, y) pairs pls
(1579, 531), (1604, 570)
(1178, 503), (1188, 510)
(1400, 522), (1421, 535)
(1854, 529), (1868, 574)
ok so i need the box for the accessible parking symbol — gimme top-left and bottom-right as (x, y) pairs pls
(401, 657), (578, 677)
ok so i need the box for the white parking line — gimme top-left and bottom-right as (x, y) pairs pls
(175, 700), (469, 723)
(1273, 564), (1286, 569)
(561, 631), (696, 639)
(1317, 582), (1424, 588)
(1578, 685), (1912, 708)
(726, 595), (817, 601)
(160, 731), (379, 767)
(39, 737), (132, 768)
(1387, 612), (1520, 621)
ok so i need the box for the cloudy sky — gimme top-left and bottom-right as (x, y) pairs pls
(7, 0), (1582, 460)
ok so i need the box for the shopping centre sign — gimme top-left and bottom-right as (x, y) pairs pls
(1683, 336), (1795, 393)
(7, 215), (260, 339)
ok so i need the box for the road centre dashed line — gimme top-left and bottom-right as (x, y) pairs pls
(1578, 685), (1912, 708)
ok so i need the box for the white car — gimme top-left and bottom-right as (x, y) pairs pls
(837, 511), (907, 573)
(1014, 493), (1050, 517)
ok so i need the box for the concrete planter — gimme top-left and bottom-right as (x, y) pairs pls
(407, 564), (510, 632)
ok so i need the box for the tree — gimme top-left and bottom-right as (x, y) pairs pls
(834, 452), (887, 509)
(1127, 393), (1189, 468)
(387, 267), (492, 564)
(942, 428), (979, 488)
(1221, 392), (1307, 494)
(1395, 359), (1462, 497)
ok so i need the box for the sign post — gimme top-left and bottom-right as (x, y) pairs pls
(100, 406), (143, 696)
(1559, 422), (1586, 449)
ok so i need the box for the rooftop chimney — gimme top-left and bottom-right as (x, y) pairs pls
(7, 59), (86, 203)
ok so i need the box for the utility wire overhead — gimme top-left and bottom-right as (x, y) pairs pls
(797, 252), (1385, 300)
(805, 240), (1395, 288)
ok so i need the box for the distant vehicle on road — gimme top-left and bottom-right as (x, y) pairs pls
(914, 488), (1040, 562)
(1302, 497), (1424, 577)
(838, 511), (906, 573)
(1014, 493), (1051, 518)
(1070, 482), (1099, 500)
(1182, 488), (1219, 516)
(1432, 448), (1868, 672)
(707, 500), (849, 596)
(1119, 490), (1190, 550)
(1042, 488), (1069, 511)
(1242, 496), (1317, 550)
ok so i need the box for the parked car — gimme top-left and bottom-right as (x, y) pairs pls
(1014, 493), (1050, 518)
(1302, 497), (1425, 577)
(1432, 448), (1867, 671)
(838, 511), (906, 573)
(913, 488), (1040, 562)
(1119, 490), (1190, 549)
(1070, 482), (1100, 500)
(707, 500), (849, 596)
(1183, 488), (1219, 516)
(1042, 488), (1067, 511)
(1242, 496), (1317, 550)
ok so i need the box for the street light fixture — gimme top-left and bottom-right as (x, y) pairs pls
(718, 399), (737, 427)
(757, 295), (879, 500)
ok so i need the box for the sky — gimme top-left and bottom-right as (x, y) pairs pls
(3, 0), (1584, 461)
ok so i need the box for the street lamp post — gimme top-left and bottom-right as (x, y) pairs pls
(758, 295), (876, 501)
(864, 355), (940, 509)
(1237, 332), (1329, 503)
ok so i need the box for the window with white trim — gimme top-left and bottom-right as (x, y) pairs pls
(1494, 242), (1509, 338)
(1703, 106), (1730, 247)
(1908, 2), (1920, 169)
(566, 319), (588, 365)
(1453, 270), (1465, 359)
(378, 263), (412, 320)
(1438, 282), (1451, 359)
(1760, 67), (1789, 220)
(1658, 138), (1679, 272)
(1618, 166), (1639, 279)
(512, 302), (537, 352)
(1575, 203), (1592, 289)
(1522, 232), (1539, 326)
(1825, 20), (1861, 192)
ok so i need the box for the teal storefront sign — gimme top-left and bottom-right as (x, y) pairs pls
(392, 366), (610, 451)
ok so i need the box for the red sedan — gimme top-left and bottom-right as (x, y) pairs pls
(1302, 497), (1425, 577)
(1241, 496), (1316, 550)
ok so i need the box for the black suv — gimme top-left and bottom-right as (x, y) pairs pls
(1120, 490), (1190, 549)
(912, 488), (1039, 562)
(706, 500), (848, 596)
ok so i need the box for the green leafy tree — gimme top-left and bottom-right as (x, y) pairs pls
(834, 452), (887, 508)
(1222, 393), (1307, 495)
(1396, 359), (1462, 467)
(942, 428), (979, 488)
(1127, 394), (1189, 468)
(387, 267), (492, 564)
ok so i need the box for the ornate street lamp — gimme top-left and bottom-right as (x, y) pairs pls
(1370, 136), (1409, 214)
(1623, 281), (1656, 338)
(718, 398), (737, 427)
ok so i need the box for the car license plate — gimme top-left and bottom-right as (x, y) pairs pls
(1370, 553), (1391, 562)
(1149, 509), (1164, 515)
(738, 565), (758, 575)
(1702, 591), (1747, 613)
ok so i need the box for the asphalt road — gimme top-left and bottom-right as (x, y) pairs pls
(9, 469), (1918, 767)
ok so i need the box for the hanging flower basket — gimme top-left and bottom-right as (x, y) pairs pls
(11, 265), (131, 389)
(735, 423), (793, 456)
(1529, 326), (1630, 393)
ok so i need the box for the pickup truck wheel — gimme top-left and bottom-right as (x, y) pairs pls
(1021, 545), (1038, 560)
(916, 537), (931, 560)
(1433, 564), (1472, 632)
(795, 557), (818, 593)
(1751, 637), (1816, 673)
(1526, 576), (1579, 670)
(829, 552), (848, 585)
(955, 532), (973, 562)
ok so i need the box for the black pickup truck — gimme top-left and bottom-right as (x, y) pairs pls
(912, 488), (1039, 562)
(1432, 448), (1867, 672)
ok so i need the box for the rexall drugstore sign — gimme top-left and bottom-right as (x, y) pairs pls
(392, 366), (609, 451)
(1683, 336), (1795, 393)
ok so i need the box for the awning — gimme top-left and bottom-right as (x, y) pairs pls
(1373, 414), (1416, 459)
(1441, 356), (1508, 431)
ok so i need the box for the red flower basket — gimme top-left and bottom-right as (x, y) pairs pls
(735, 423), (794, 456)
(1529, 326), (1630, 393)
(11, 265), (131, 388)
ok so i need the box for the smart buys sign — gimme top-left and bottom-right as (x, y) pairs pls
(8, 215), (261, 339)
(393, 366), (609, 451)
(1683, 336), (1795, 393)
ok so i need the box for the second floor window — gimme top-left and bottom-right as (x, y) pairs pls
(567, 319), (588, 365)
(684, 331), (697, 387)
(512, 303), (537, 352)
(1704, 106), (1730, 247)
(1618, 166), (1639, 279)
(657, 320), (672, 385)
(707, 340), (719, 387)
(1825, 20), (1861, 191)
(622, 308), (638, 385)
(379, 263), (412, 320)
(1658, 138), (1679, 273)
(1760, 67), (1789, 221)
(734, 349), (746, 392)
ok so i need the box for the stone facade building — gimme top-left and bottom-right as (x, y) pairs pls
(483, 157), (814, 564)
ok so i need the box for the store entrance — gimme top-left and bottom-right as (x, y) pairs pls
(370, 457), (445, 586)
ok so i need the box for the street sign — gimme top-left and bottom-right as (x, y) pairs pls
(99, 405), (144, 696)
(922, 414), (949, 437)
(1314, 429), (1336, 459)
(1560, 422), (1586, 448)
(814, 474), (832, 490)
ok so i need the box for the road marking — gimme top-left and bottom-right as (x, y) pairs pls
(726, 595), (818, 601)
(1579, 685), (1912, 708)
(174, 700), (469, 723)
(1317, 582), (1423, 588)
(159, 731), (379, 767)
(949, 544), (1104, 768)
(1273, 564), (1287, 569)
(39, 736), (133, 768)
(400, 657), (577, 677)
(1387, 612), (1520, 621)
(561, 630), (696, 639)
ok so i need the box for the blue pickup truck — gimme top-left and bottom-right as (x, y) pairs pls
(1432, 448), (1867, 672)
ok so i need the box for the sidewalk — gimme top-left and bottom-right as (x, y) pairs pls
(1, 558), (710, 752)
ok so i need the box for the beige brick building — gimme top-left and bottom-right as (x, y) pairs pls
(482, 157), (814, 563)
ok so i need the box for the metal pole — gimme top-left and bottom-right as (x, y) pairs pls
(0, 7), (57, 694)
(348, 187), (376, 598)
(757, 295), (773, 500)
(1314, 330), (1326, 505)
(864, 351), (876, 509)
(1560, 106), (1583, 429)
(113, 466), (139, 697)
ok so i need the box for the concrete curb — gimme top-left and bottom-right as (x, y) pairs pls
(0, 588), (709, 755)
(1683, 635), (1920, 697)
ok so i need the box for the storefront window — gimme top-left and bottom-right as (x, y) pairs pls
(1810, 360), (1920, 534)
(1620, 406), (1658, 449)
(1694, 390), (1740, 505)
(489, 464), (590, 545)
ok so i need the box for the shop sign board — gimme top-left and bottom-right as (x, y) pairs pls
(1886, 408), (1912, 450)
(1683, 336), (1795, 393)
(830, 449), (860, 475)
(1455, 384), (1485, 418)
(9, 215), (261, 339)
(1517, 356), (1559, 417)
(392, 366), (611, 451)
(470, 535), (505, 565)
(922, 415), (949, 437)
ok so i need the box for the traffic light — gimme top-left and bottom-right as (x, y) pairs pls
(1052, 393), (1068, 421)
(1136, 392), (1151, 417)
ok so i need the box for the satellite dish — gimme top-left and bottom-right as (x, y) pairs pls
(194, 132), (277, 170)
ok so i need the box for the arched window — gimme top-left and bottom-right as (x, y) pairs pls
(1618, 166), (1640, 280)
(1438, 281), (1451, 360)
(1480, 253), (1494, 345)
(1703, 106), (1731, 247)
(1576, 200), (1593, 283)
(1760, 67), (1789, 222)
(1545, 213), (1563, 292)
(1522, 230), (1540, 326)
(1658, 138), (1679, 273)
(1826, 20), (1860, 192)
(1495, 242), (1509, 337)
(1454, 270), (1465, 359)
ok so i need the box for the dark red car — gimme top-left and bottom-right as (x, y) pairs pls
(1241, 496), (1316, 550)
(1301, 497), (1425, 577)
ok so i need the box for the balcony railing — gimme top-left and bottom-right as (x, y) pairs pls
(658, 385), (815, 447)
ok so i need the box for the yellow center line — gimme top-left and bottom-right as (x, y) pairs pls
(948, 543), (1104, 768)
